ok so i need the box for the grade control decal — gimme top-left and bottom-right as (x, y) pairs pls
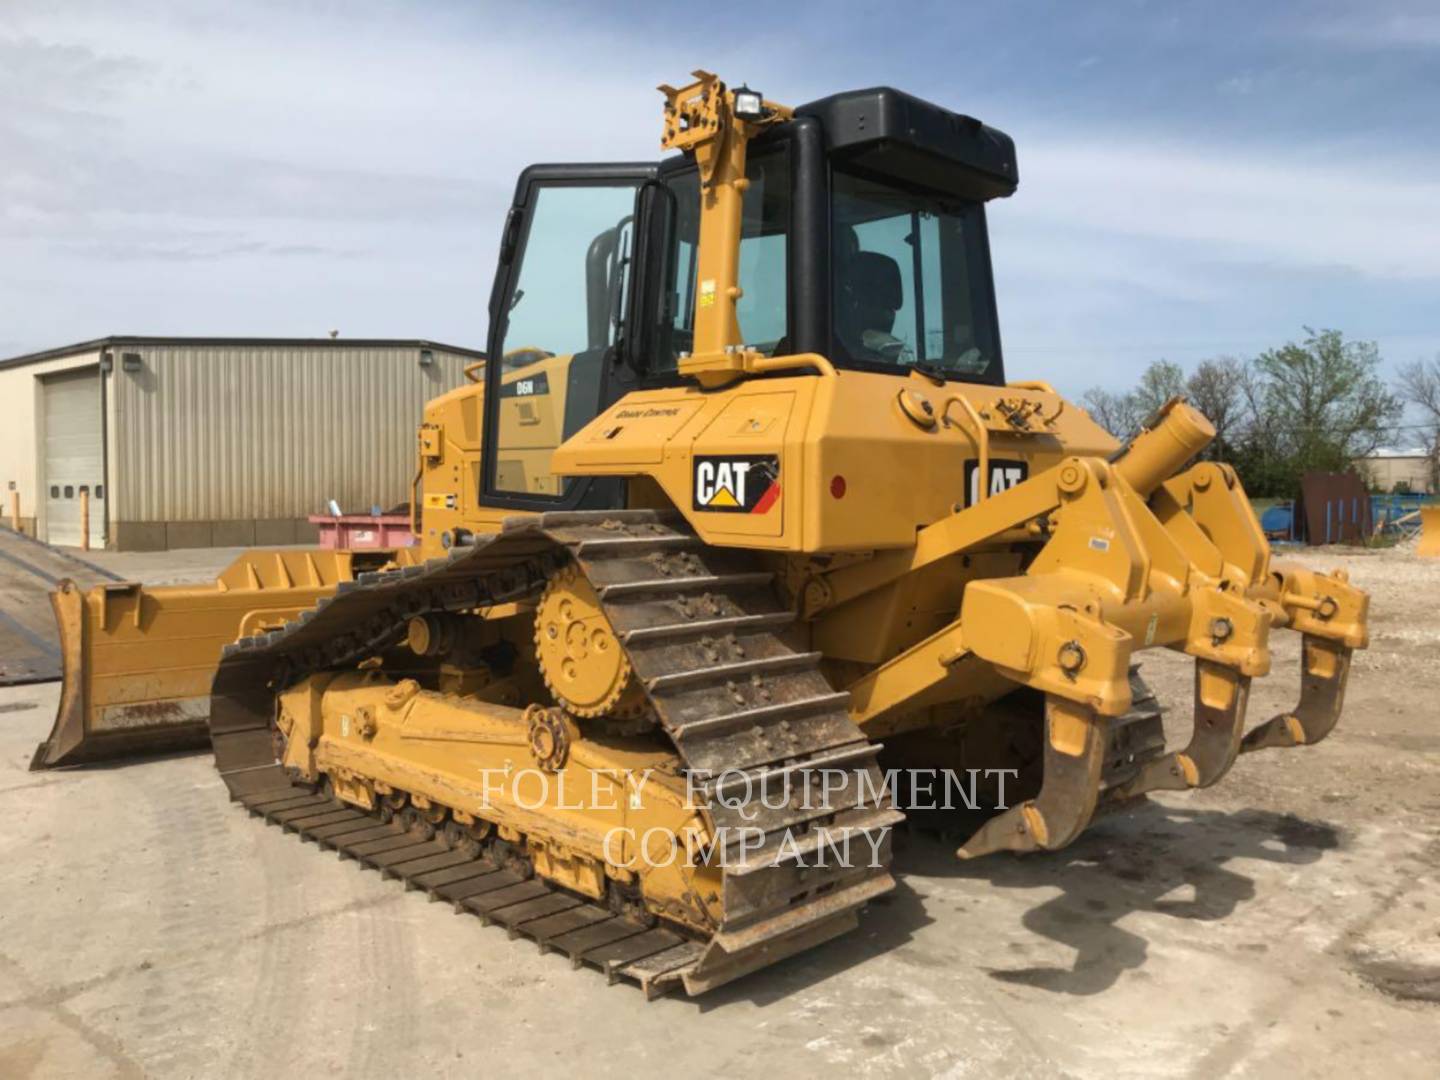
(692, 455), (781, 514)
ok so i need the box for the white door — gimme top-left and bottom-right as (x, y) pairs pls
(43, 368), (104, 547)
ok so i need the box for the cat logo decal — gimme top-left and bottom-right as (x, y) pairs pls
(963, 458), (1028, 508)
(693, 455), (781, 514)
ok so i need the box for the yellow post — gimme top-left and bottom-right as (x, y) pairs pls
(80, 488), (90, 551)
(8, 490), (18, 532)
(689, 116), (749, 359)
(658, 71), (790, 387)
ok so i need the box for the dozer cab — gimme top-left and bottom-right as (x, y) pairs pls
(32, 72), (1369, 997)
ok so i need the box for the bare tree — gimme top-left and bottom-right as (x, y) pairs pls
(1080, 387), (1142, 440)
(1397, 355), (1440, 490)
(1185, 357), (1248, 459)
(1080, 360), (1187, 441)
(1237, 360), (1274, 444)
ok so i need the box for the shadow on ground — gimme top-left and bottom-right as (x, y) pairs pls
(898, 800), (1343, 996)
(637, 800), (1345, 1011)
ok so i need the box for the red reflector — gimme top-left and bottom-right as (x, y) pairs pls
(830, 475), (847, 499)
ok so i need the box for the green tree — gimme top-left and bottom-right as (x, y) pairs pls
(1132, 359), (1186, 419)
(1239, 328), (1401, 497)
(1076, 332), (1400, 499)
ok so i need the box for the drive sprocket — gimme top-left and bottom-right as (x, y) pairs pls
(534, 563), (648, 721)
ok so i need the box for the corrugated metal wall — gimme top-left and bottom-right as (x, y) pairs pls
(111, 343), (471, 521)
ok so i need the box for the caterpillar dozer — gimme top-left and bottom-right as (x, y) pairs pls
(30, 72), (1369, 997)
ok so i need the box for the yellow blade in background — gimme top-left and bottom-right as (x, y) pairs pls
(1419, 506), (1440, 558)
(29, 548), (383, 770)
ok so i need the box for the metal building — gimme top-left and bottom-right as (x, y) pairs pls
(1359, 447), (1437, 495)
(0, 337), (483, 550)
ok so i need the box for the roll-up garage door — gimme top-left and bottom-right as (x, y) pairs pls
(42, 367), (104, 547)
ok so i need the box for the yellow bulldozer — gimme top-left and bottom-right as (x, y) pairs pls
(31, 72), (1370, 997)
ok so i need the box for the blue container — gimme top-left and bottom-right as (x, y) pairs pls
(1259, 503), (1294, 539)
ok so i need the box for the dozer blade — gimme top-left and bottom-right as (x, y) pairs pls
(30, 549), (372, 770)
(1417, 506), (1440, 558)
(956, 696), (1105, 859)
(1240, 635), (1350, 752)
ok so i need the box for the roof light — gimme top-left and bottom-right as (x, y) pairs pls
(733, 85), (764, 121)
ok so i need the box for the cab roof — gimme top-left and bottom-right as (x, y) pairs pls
(796, 86), (1018, 202)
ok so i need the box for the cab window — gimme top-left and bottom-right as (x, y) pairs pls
(490, 182), (638, 497)
(653, 146), (791, 371)
(831, 165), (1001, 381)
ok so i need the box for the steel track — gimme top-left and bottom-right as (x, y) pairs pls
(209, 510), (900, 997)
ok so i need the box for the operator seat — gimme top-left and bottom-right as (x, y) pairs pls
(836, 227), (909, 362)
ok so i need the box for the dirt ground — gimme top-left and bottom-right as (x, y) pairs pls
(0, 542), (1436, 1078)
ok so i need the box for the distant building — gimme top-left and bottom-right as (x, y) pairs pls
(0, 336), (484, 549)
(1359, 447), (1437, 494)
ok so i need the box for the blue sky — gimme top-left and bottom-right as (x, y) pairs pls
(3, 0), (1438, 397)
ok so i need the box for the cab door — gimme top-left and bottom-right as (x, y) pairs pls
(481, 164), (654, 511)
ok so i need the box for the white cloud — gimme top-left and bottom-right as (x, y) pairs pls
(1, 0), (1438, 386)
(0, 2), (674, 346)
(1012, 137), (1440, 281)
(1307, 12), (1440, 49)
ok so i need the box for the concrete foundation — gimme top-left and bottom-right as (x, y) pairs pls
(107, 518), (321, 551)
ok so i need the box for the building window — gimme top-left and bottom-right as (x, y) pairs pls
(64, 485), (74, 498)
(50, 486), (59, 498)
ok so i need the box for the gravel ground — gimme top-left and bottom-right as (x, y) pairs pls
(0, 542), (1436, 1078)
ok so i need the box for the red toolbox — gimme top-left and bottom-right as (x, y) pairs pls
(308, 513), (414, 550)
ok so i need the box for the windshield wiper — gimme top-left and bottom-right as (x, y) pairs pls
(912, 360), (948, 386)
